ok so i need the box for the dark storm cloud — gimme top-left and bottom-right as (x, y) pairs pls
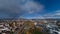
(0, 0), (44, 19)
(0, 0), (25, 18)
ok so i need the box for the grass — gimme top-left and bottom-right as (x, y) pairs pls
(32, 29), (43, 34)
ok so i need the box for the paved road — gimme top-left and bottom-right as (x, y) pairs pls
(14, 25), (25, 34)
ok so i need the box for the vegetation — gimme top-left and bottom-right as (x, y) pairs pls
(19, 21), (43, 34)
(29, 28), (43, 34)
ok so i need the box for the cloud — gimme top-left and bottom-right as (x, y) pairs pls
(0, 0), (21, 18)
(0, 0), (44, 19)
(33, 16), (45, 19)
(20, 1), (44, 14)
(20, 10), (60, 19)
(43, 10), (60, 19)
(20, 15), (45, 19)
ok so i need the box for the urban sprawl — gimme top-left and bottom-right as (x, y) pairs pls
(0, 19), (60, 34)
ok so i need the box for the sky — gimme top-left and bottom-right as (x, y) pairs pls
(0, 0), (60, 19)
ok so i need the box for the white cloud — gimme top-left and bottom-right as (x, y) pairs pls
(0, 0), (44, 13)
(53, 10), (60, 16)
(20, 0), (44, 14)
(34, 16), (45, 19)
(25, 16), (45, 19)
(43, 10), (60, 19)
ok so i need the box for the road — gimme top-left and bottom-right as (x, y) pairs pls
(14, 25), (25, 34)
